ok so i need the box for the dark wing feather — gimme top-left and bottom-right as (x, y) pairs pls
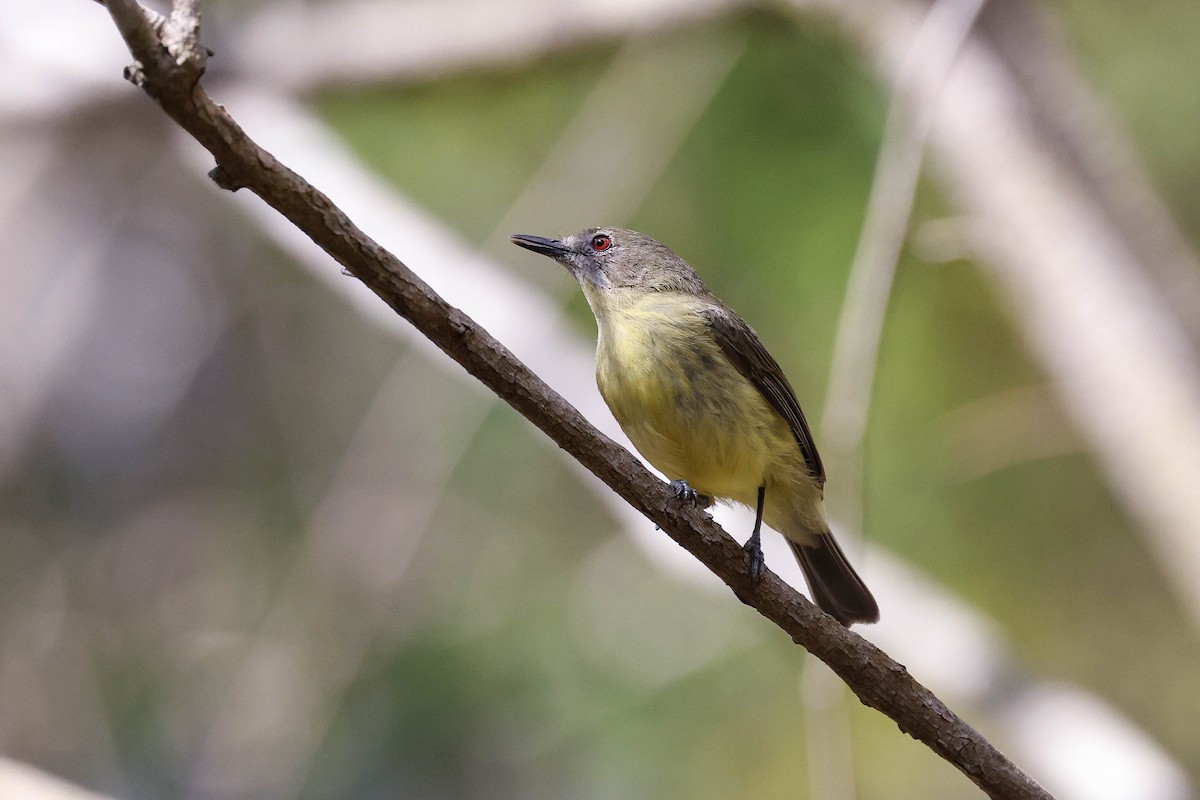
(702, 306), (826, 485)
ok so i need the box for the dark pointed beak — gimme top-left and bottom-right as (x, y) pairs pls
(510, 234), (571, 258)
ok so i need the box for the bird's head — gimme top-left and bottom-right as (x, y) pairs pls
(510, 227), (708, 298)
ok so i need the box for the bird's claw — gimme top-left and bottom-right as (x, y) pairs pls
(744, 538), (765, 585)
(670, 479), (697, 503)
(670, 479), (711, 508)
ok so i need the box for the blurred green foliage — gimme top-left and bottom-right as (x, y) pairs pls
(314, 9), (1200, 797)
(7, 4), (1200, 800)
(1055, 0), (1200, 231)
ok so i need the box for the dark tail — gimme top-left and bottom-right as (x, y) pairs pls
(788, 534), (879, 626)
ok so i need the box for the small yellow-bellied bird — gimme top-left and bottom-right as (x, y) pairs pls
(511, 227), (878, 626)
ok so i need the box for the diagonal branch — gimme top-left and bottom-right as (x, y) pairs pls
(93, 2), (1053, 798)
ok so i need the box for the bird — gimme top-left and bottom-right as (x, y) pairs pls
(510, 226), (878, 626)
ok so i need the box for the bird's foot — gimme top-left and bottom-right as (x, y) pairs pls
(670, 480), (712, 508)
(743, 537), (765, 585)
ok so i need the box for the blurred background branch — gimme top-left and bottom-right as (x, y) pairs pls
(807, 2), (986, 797)
(0, 759), (118, 800)
(834, 0), (1200, 625)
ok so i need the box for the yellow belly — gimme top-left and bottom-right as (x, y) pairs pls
(594, 297), (796, 505)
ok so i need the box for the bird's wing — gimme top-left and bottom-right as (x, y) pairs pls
(702, 306), (826, 485)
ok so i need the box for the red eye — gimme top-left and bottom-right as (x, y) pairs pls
(590, 234), (612, 252)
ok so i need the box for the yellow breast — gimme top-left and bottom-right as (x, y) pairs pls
(592, 292), (796, 504)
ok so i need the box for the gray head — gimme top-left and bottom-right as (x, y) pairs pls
(510, 227), (709, 296)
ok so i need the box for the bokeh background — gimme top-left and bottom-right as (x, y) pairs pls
(3, 0), (1200, 798)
